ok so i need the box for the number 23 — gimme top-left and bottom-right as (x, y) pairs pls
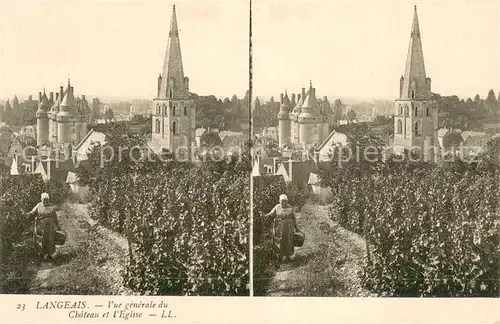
(17, 304), (25, 311)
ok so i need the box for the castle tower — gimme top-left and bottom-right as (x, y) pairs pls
(36, 91), (50, 146)
(152, 5), (195, 159)
(278, 92), (291, 147)
(319, 95), (331, 143)
(298, 82), (320, 148)
(49, 86), (63, 143)
(78, 95), (91, 142)
(291, 88), (306, 145)
(393, 6), (438, 161)
(57, 80), (76, 144)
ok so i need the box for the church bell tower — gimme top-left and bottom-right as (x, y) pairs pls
(393, 5), (438, 161)
(152, 5), (195, 160)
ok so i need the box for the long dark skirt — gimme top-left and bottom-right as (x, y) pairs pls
(37, 217), (57, 256)
(273, 218), (294, 258)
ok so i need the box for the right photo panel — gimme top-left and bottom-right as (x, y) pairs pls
(252, 1), (499, 297)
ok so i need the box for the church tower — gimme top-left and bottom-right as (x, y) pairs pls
(393, 6), (438, 160)
(152, 5), (195, 159)
(278, 92), (291, 147)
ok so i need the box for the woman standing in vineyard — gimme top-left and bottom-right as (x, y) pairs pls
(264, 194), (299, 263)
(26, 193), (61, 261)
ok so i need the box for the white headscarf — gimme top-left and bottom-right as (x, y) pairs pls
(41, 192), (50, 201)
(279, 194), (288, 202)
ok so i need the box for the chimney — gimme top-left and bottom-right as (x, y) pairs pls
(280, 93), (284, 103)
(301, 88), (306, 99)
(38, 92), (42, 102)
(291, 94), (296, 105)
(55, 93), (59, 101)
(323, 96), (328, 101)
(297, 94), (301, 103)
(49, 92), (54, 103)
(81, 95), (86, 101)
(59, 86), (64, 99)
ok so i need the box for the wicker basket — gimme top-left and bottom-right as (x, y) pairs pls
(293, 230), (305, 247)
(54, 229), (67, 246)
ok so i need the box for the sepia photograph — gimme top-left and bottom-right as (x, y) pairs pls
(0, 0), (499, 322)
(0, 0), (251, 297)
(252, 1), (499, 297)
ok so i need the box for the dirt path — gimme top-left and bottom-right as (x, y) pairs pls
(265, 203), (373, 297)
(28, 203), (135, 295)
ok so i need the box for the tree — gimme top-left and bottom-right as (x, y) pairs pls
(92, 98), (101, 121)
(254, 97), (261, 111)
(4, 101), (12, 124)
(332, 99), (344, 123)
(346, 109), (357, 123)
(104, 108), (115, 123)
(485, 89), (498, 115)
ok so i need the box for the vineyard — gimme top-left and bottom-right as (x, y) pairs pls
(0, 171), (71, 291)
(323, 127), (500, 296)
(252, 175), (311, 295)
(78, 125), (251, 296)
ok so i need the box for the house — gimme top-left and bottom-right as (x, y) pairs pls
(315, 130), (348, 162)
(253, 143), (281, 160)
(8, 142), (38, 174)
(482, 122), (500, 134)
(437, 128), (464, 153)
(66, 171), (89, 200)
(252, 155), (289, 176)
(308, 172), (332, 202)
(461, 131), (491, 157)
(73, 129), (106, 161)
(251, 160), (262, 177)
(275, 159), (334, 190)
(275, 159), (317, 189)
(199, 130), (222, 148)
(219, 131), (246, 150)
(11, 154), (37, 175)
(34, 158), (75, 182)
(20, 125), (37, 139)
(195, 128), (208, 147)
(261, 127), (278, 141)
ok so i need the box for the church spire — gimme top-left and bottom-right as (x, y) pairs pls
(400, 5), (431, 100)
(158, 4), (188, 99)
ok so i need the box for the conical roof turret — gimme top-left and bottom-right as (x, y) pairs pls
(278, 92), (291, 120)
(299, 81), (320, 118)
(36, 91), (50, 118)
(58, 80), (77, 117)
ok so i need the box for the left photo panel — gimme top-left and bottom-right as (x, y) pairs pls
(0, 0), (251, 296)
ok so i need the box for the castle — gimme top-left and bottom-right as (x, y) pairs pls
(150, 5), (195, 158)
(36, 80), (92, 148)
(393, 6), (438, 160)
(277, 82), (332, 149)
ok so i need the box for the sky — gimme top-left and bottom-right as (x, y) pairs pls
(0, 1), (498, 103)
(0, 0), (249, 101)
(253, 0), (500, 101)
